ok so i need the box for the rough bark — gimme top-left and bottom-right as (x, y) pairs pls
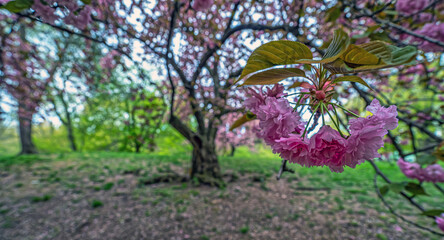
(169, 115), (223, 186)
(191, 138), (221, 181)
(18, 112), (37, 154)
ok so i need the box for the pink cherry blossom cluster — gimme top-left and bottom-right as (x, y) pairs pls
(415, 23), (444, 52)
(192, 0), (213, 11)
(245, 84), (303, 144)
(395, 0), (429, 15)
(30, 0), (93, 29)
(397, 159), (444, 183)
(245, 84), (398, 173)
(100, 50), (120, 70)
(216, 112), (258, 154)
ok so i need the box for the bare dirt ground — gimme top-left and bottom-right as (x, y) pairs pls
(0, 160), (440, 240)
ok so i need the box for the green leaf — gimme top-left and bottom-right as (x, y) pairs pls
(390, 45), (417, 65)
(324, 42), (417, 74)
(241, 68), (306, 86)
(388, 182), (407, 194)
(341, 44), (381, 65)
(358, 41), (392, 62)
(81, 0), (92, 4)
(405, 182), (428, 196)
(229, 113), (256, 131)
(1, 0), (33, 13)
(288, 81), (308, 89)
(421, 209), (444, 217)
(379, 185), (389, 196)
(236, 41), (313, 83)
(332, 75), (372, 89)
(321, 28), (351, 63)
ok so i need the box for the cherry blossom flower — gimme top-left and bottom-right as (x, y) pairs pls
(309, 125), (347, 172)
(255, 97), (301, 143)
(395, 0), (429, 15)
(436, 214), (444, 232)
(345, 125), (387, 169)
(349, 99), (398, 132)
(271, 134), (310, 166)
(416, 23), (444, 52)
(398, 159), (444, 182)
(398, 159), (422, 180)
(192, 0), (213, 11)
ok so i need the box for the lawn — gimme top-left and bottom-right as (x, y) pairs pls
(0, 149), (442, 239)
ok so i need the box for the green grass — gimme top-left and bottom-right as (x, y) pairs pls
(239, 226), (249, 234)
(0, 147), (442, 219)
(31, 194), (52, 203)
(91, 200), (104, 208)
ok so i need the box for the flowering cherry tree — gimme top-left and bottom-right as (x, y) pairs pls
(1, 0), (443, 235)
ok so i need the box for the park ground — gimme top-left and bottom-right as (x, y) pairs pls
(0, 148), (443, 240)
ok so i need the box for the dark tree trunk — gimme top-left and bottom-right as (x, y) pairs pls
(191, 140), (221, 180)
(66, 123), (77, 151)
(66, 113), (77, 152)
(61, 94), (77, 152)
(18, 113), (37, 154)
(169, 115), (222, 185)
(135, 143), (141, 153)
(230, 144), (236, 157)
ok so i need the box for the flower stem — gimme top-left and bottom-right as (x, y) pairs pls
(331, 104), (351, 135)
(320, 102), (326, 125)
(302, 103), (320, 139)
(286, 92), (308, 97)
(325, 104), (346, 138)
(331, 103), (360, 118)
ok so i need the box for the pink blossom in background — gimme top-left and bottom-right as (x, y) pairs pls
(0, 0), (12, 4)
(398, 159), (422, 180)
(309, 125), (347, 172)
(423, 164), (444, 183)
(192, 0), (213, 11)
(395, 0), (429, 15)
(100, 50), (120, 69)
(397, 159), (444, 182)
(32, 0), (58, 24)
(416, 23), (444, 52)
(416, 13), (433, 23)
(437, 215), (444, 232)
(64, 5), (92, 30)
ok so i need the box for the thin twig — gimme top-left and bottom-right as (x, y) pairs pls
(373, 173), (444, 236)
